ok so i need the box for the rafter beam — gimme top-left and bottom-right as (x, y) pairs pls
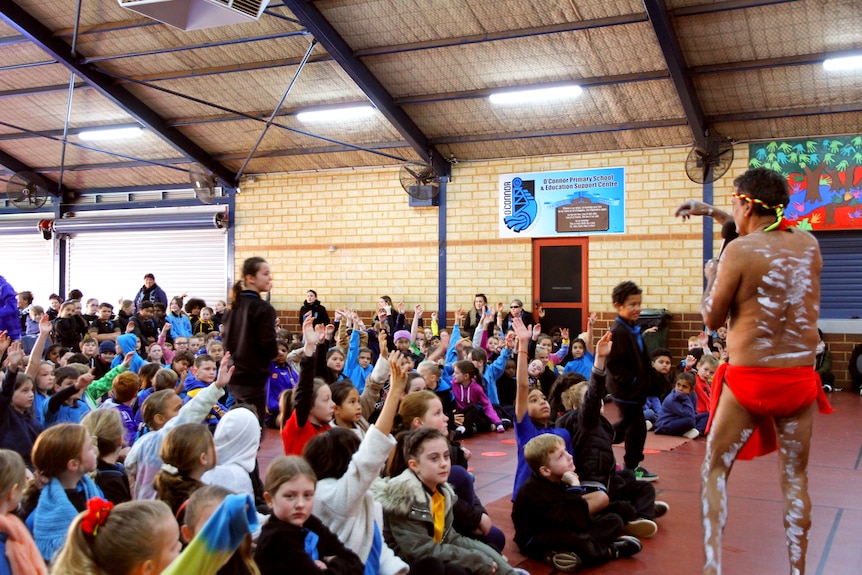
(0, 148), (76, 198)
(283, 0), (450, 178)
(643, 0), (708, 148)
(0, 1), (237, 187)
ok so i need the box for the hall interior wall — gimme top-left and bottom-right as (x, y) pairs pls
(233, 145), (857, 387)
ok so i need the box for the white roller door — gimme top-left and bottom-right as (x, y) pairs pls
(66, 224), (228, 308)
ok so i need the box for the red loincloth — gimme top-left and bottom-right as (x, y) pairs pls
(706, 363), (833, 460)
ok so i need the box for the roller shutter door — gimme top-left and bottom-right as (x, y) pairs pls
(815, 231), (862, 320)
(66, 227), (228, 308)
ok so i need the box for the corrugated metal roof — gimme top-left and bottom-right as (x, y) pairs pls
(0, 0), (859, 195)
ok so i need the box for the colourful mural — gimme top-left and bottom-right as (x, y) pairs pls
(749, 137), (862, 231)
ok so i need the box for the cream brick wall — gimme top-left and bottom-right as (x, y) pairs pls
(234, 146), (750, 320)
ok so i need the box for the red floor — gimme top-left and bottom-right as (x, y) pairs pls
(260, 391), (862, 574)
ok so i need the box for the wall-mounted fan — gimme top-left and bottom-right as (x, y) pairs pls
(685, 134), (734, 184)
(189, 163), (217, 204)
(5, 172), (51, 210)
(399, 163), (441, 203)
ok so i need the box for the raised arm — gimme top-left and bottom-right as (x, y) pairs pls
(294, 317), (320, 428)
(25, 316), (53, 379)
(376, 350), (409, 436)
(513, 318), (532, 423)
(410, 304), (423, 342)
(584, 312), (597, 356)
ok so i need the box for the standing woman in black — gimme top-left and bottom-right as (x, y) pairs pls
(223, 257), (278, 428)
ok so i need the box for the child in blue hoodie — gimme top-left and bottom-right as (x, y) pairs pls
(110, 333), (146, 374)
(182, 354), (227, 430)
(655, 372), (702, 439)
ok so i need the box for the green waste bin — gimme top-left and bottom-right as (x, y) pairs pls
(637, 308), (672, 357)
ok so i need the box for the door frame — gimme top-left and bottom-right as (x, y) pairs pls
(532, 237), (590, 332)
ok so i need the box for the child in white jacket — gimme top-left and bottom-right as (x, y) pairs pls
(302, 351), (409, 575)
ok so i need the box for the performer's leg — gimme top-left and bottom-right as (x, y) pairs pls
(701, 383), (759, 575)
(775, 402), (816, 575)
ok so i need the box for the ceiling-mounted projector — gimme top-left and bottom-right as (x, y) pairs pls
(119, 0), (271, 30)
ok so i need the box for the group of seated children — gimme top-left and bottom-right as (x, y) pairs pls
(641, 331), (723, 440)
(2, 283), (688, 575)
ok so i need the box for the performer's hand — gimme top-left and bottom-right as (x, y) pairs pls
(675, 199), (714, 220)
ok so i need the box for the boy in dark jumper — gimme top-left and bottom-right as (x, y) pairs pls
(557, 331), (668, 540)
(605, 280), (659, 481)
(512, 432), (642, 572)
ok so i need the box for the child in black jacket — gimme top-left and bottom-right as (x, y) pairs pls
(512, 432), (642, 572)
(255, 455), (363, 575)
(556, 330), (668, 541)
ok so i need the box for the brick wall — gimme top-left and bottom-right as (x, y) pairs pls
(234, 148), (859, 388)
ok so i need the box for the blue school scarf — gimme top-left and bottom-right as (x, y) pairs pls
(31, 476), (102, 561)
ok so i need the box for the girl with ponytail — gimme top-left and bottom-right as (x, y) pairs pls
(222, 257), (278, 428)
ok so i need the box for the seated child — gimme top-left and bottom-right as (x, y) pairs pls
(97, 372), (142, 446)
(44, 366), (93, 426)
(206, 340), (225, 369)
(510, 317), (572, 500)
(265, 341), (297, 428)
(26, 305), (44, 336)
(556, 331), (668, 540)
(0, 449), (47, 575)
(376, 428), (528, 575)
(87, 302), (121, 344)
(255, 456), (364, 575)
(343, 312), (373, 392)
(201, 407), (261, 498)
(81, 409), (132, 504)
(0, 352), (44, 467)
(281, 317), (334, 456)
(643, 348), (675, 430)
(182, 486), (259, 575)
(393, 389), (506, 553)
(28, 424), (102, 562)
(562, 314), (597, 379)
(451, 360), (505, 437)
(92, 341), (116, 380)
(139, 367), (180, 409)
(183, 354), (228, 430)
(695, 354), (718, 417)
(303, 350), (410, 575)
(655, 372), (703, 439)
(125, 356), (234, 500)
(528, 358), (557, 398)
(79, 337), (99, 367)
(52, 495), (257, 575)
(154, 422), (216, 516)
(193, 307), (216, 336)
(512, 434), (642, 572)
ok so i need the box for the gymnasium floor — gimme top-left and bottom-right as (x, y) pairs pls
(260, 391), (862, 574)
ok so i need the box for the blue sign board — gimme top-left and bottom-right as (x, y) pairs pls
(498, 167), (626, 238)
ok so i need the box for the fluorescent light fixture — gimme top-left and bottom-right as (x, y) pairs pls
(296, 106), (375, 123)
(78, 127), (143, 141)
(489, 84), (583, 105)
(823, 55), (862, 71)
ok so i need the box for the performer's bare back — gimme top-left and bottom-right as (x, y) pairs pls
(703, 227), (821, 368)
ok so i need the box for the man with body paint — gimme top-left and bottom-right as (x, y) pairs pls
(676, 167), (832, 575)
